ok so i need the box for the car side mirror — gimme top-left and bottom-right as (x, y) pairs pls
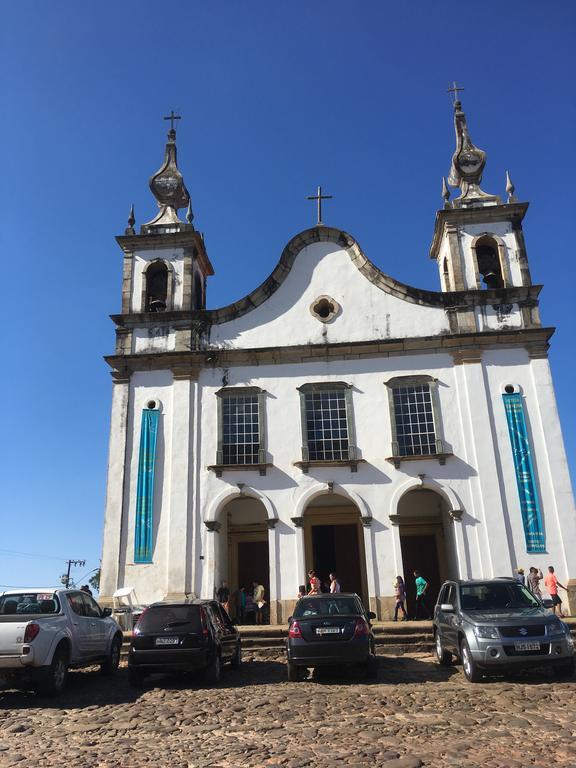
(102, 607), (112, 617)
(368, 611), (376, 620)
(440, 603), (454, 612)
(287, 616), (293, 623)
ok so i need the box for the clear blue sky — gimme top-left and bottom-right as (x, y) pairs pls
(1, 1), (574, 590)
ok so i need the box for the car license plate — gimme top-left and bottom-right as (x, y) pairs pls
(155, 637), (179, 646)
(514, 641), (540, 652)
(316, 627), (341, 635)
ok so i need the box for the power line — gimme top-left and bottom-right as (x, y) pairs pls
(0, 548), (67, 562)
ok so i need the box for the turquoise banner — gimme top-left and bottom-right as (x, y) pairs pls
(134, 409), (159, 563)
(502, 393), (545, 553)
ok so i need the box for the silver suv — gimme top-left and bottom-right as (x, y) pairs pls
(433, 579), (574, 682)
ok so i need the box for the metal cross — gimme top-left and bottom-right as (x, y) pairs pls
(163, 110), (182, 130)
(447, 81), (464, 104)
(307, 185), (333, 226)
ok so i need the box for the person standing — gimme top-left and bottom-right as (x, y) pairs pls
(329, 573), (341, 593)
(238, 586), (247, 624)
(413, 570), (430, 620)
(307, 570), (321, 595)
(217, 580), (230, 614)
(544, 566), (568, 617)
(527, 567), (544, 600)
(393, 576), (407, 621)
(515, 568), (526, 586)
(253, 581), (266, 625)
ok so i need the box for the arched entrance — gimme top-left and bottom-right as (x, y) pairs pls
(214, 497), (270, 622)
(397, 488), (457, 617)
(303, 494), (368, 603)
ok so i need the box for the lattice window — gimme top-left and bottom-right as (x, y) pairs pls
(216, 388), (266, 466)
(305, 391), (349, 460)
(298, 383), (357, 463)
(392, 384), (436, 456)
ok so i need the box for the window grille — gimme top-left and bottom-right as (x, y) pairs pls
(304, 390), (349, 460)
(216, 388), (266, 468)
(392, 384), (437, 456)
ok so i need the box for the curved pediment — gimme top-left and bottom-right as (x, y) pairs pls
(205, 226), (447, 325)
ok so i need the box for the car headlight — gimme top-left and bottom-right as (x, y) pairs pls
(473, 626), (500, 640)
(546, 619), (565, 636)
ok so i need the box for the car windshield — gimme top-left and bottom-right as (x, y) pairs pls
(460, 582), (541, 611)
(293, 597), (361, 618)
(137, 605), (203, 633)
(0, 592), (60, 615)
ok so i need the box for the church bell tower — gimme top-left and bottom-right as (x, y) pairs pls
(430, 91), (533, 297)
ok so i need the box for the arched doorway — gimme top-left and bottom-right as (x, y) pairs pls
(397, 488), (457, 617)
(216, 497), (270, 622)
(303, 494), (368, 603)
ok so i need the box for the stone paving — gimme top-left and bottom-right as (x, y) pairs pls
(0, 652), (575, 768)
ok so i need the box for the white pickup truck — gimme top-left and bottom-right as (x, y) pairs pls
(0, 588), (123, 694)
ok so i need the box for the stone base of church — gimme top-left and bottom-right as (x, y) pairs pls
(163, 592), (191, 602)
(565, 579), (576, 617)
(97, 595), (114, 609)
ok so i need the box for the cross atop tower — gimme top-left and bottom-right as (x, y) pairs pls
(307, 185), (333, 226)
(447, 81), (465, 104)
(163, 110), (181, 131)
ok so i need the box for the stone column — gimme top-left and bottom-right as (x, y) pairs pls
(360, 517), (378, 616)
(267, 519), (279, 624)
(452, 351), (513, 577)
(164, 368), (195, 601)
(99, 371), (131, 606)
(291, 517), (306, 590)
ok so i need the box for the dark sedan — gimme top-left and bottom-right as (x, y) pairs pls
(286, 593), (378, 681)
(128, 599), (241, 685)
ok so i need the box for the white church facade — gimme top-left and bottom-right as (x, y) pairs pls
(99, 100), (576, 621)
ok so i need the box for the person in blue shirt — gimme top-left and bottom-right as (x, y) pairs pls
(413, 570), (430, 620)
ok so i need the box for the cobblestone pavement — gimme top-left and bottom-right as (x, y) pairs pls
(1, 652), (575, 768)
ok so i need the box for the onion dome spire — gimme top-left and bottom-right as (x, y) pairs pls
(446, 84), (499, 207)
(144, 111), (192, 230)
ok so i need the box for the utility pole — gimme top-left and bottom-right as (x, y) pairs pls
(60, 559), (86, 588)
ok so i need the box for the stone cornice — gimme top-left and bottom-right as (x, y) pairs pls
(429, 202), (529, 261)
(104, 326), (555, 374)
(109, 284), (543, 329)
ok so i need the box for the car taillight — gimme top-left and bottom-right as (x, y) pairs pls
(24, 623), (40, 643)
(289, 621), (302, 638)
(199, 607), (209, 638)
(354, 618), (369, 637)
(133, 608), (148, 636)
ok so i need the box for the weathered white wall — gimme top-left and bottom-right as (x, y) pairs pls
(209, 242), (450, 349)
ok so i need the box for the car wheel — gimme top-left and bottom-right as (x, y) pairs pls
(435, 631), (452, 666)
(36, 646), (69, 696)
(230, 643), (242, 670)
(460, 638), (481, 683)
(552, 659), (575, 678)
(101, 636), (122, 676)
(204, 653), (221, 684)
(287, 662), (302, 682)
(128, 667), (146, 687)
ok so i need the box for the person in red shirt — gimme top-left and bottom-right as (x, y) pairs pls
(543, 566), (568, 617)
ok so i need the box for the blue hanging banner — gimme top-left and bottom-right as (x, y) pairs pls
(134, 409), (160, 563)
(502, 393), (545, 553)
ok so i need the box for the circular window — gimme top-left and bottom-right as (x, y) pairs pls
(310, 295), (340, 323)
(501, 384), (521, 395)
(504, 385), (515, 394)
(146, 399), (160, 410)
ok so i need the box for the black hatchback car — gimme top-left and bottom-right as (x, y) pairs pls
(128, 599), (241, 686)
(286, 593), (378, 681)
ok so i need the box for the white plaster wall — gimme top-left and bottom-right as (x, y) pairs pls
(118, 370), (174, 604)
(132, 247), (185, 312)
(133, 327), (176, 353)
(209, 242), (450, 349)
(475, 303), (522, 332)
(483, 348), (576, 585)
